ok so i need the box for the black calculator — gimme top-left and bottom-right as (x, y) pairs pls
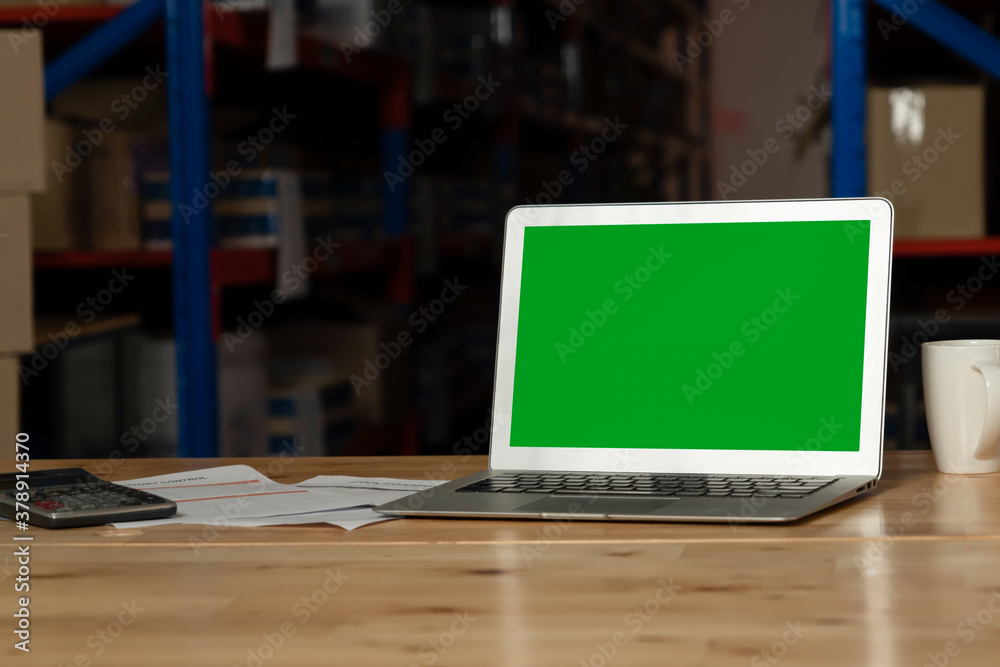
(0, 468), (177, 529)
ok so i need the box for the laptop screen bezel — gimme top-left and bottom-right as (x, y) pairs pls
(488, 198), (893, 478)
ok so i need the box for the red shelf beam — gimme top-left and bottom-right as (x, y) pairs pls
(893, 238), (1000, 257)
(34, 249), (173, 269)
(34, 248), (275, 285)
(0, 5), (122, 24)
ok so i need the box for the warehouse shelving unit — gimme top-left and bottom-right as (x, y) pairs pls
(831, 0), (1000, 200)
(831, 0), (1000, 449)
(4, 1), (415, 456)
(9, 0), (707, 456)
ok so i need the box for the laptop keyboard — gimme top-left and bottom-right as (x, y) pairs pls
(456, 473), (839, 498)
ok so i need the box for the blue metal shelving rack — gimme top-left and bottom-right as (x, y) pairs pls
(165, 0), (216, 457)
(43, 0), (216, 456)
(41, 1), (415, 457)
(832, 0), (1000, 198)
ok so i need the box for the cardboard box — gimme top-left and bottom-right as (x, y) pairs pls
(51, 76), (169, 135)
(0, 195), (34, 354)
(868, 85), (985, 238)
(32, 119), (87, 251)
(0, 355), (20, 461)
(90, 131), (143, 250)
(0, 31), (45, 192)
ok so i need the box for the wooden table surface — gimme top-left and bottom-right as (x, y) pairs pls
(2, 452), (1000, 666)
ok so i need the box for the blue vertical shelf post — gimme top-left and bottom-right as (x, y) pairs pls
(381, 63), (410, 237)
(831, 0), (867, 198)
(166, 0), (217, 456)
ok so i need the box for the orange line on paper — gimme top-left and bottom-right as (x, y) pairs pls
(175, 490), (308, 503)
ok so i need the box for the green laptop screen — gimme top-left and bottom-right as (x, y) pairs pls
(509, 219), (871, 451)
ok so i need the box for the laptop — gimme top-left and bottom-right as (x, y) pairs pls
(376, 198), (894, 523)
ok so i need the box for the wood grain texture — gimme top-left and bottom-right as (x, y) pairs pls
(2, 453), (1000, 666)
(3, 452), (999, 546)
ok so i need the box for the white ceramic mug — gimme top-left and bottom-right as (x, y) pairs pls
(922, 340), (1000, 474)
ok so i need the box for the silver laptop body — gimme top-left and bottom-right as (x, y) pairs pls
(377, 198), (894, 523)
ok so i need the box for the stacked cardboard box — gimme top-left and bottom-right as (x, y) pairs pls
(32, 119), (86, 250)
(0, 32), (45, 457)
(868, 85), (985, 238)
(34, 75), (170, 251)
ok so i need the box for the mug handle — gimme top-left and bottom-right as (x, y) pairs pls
(971, 360), (1000, 459)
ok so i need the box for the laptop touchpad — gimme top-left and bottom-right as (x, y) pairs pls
(516, 496), (678, 517)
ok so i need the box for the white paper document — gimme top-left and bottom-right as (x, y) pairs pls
(296, 475), (445, 505)
(218, 507), (390, 531)
(109, 466), (444, 530)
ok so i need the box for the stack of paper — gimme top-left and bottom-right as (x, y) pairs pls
(111, 465), (445, 530)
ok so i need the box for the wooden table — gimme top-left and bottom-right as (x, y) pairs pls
(3, 452), (1000, 666)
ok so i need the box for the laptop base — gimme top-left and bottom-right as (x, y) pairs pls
(375, 471), (877, 523)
